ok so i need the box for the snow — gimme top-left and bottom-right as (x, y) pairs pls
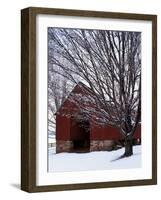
(48, 135), (55, 144)
(48, 131), (56, 144)
(48, 145), (141, 172)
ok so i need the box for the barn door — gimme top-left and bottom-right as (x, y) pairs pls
(71, 119), (90, 152)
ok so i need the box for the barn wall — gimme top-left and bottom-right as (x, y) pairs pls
(56, 114), (71, 140)
(90, 140), (115, 151)
(91, 123), (141, 140)
(56, 140), (73, 153)
(90, 123), (120, 140)
(133, 124), (141, 139)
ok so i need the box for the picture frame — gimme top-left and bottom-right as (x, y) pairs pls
(21, 7), (157, 192)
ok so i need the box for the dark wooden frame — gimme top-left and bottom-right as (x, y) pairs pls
(21, 7), (157, 193)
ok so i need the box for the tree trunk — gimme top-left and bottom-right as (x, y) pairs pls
(124, 138), (133, 157)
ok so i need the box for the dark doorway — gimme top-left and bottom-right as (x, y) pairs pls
(73, 139), (90, 151)
(71, 120), (90, 153)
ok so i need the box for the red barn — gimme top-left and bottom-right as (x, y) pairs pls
(56, 82), (141, 153)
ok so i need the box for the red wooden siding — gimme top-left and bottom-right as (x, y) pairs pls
(90, 123), (141, 140)
(133, 124), (141, 139)
(91, 124), (120, 140)
(56, 114), (71, 140)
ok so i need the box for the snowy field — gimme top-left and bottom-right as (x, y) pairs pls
(48, 145), (141, 172)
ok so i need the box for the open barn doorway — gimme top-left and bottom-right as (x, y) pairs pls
(71, 120), (90, 153)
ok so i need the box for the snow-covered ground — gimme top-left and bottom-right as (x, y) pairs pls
(48, 145), (141, 172)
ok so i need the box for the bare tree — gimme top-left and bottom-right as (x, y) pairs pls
(48, 28), (141, 157)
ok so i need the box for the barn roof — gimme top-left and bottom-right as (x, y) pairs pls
(55, 82), (92, 115)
